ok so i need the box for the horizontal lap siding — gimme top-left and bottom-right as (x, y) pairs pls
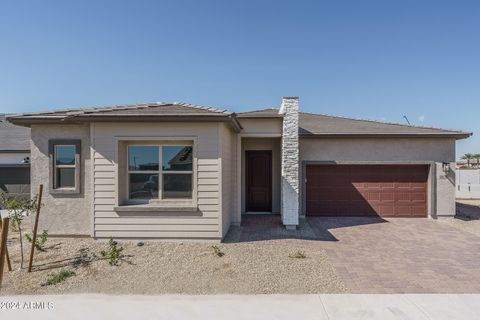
(92, 122), (221, 239)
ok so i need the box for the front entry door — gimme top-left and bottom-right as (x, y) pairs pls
(246, 150), (272, 212)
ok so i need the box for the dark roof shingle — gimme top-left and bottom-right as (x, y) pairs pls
(299, 112), (471, 138)
(7, 102), (242, 132)
(6, 102), (471, 139)
(237, 108), (282, 118)
(0, 114), (30, 151)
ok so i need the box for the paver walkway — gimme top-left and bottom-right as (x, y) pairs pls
(232, 214), (480, 293)
(309, 217), (480, 293)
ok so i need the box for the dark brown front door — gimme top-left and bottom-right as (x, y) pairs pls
(306, 164), (428, 217)
(246, 151), (272, 212)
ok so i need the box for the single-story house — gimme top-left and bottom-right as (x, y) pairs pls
(7, 97), (471, 240)
(0, 114), (31, 200)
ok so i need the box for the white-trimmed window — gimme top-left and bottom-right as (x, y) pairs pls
(127, 144), (193, 200)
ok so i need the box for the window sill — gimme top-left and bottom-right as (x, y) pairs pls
(50, 188), (80, 195)
(114, 203), (198, 213)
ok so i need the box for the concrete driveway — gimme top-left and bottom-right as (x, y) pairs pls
(2, 294), (480, 320)
(309, 217), (480, 293)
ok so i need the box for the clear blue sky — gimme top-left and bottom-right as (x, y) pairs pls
(0, 0), (478, 159)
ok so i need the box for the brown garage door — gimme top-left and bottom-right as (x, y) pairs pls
(306, 164), (429, 217)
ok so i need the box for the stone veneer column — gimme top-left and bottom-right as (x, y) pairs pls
(280, 97), (299, 229)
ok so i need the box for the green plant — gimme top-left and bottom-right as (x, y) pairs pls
(289, 250), (307, 259)
(1, 194), (38, 269)
(101, 238), (124, 266)
(45, 268), (75, 286)
(211, 245), (225, 257)
(26, 230), (48, 251)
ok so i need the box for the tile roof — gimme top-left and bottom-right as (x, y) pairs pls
(0, 114), (30, 151)
(237, 108), (282, 118)
(7, 102), (243, 132)
(6, 102), (471, 139)
(15, 102), (231, 117)
(299, 112), (471, 138)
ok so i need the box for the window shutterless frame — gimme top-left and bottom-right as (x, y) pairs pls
(48, 139), (81, 194)
(126, 143), (193, 201)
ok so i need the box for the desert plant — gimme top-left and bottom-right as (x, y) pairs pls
(211, 245), (225, 257)
(1, 194), (37, 269)
(26, 230), (48, 251)
(289, 250), (307, 259)
(45, 268), (75, 286)
(101, 238), (124, 266)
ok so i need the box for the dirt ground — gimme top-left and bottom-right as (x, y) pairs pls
(439, 200), (480, 237)
(3, 201), (479, 295)
(1, 218), (346, 295)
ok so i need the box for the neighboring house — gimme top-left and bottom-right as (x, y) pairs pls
(456, 159), (480, 168)
(0, 114), (31, 200)
(7, 97), (471, 240)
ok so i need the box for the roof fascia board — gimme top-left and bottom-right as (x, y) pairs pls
(299, 133), (472, 139)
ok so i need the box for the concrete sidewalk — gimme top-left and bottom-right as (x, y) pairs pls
(1, 294), (479, 320)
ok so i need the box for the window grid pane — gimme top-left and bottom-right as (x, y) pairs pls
(128, 146), (159, 171)
(55, 145), (76, 165)
(162, 146), (193, 171)
(162, 173), (192, 199)
(129, 173), (159, 199)
(127, 144), (193, 200)
(56, 168), (75, 188)
(54, 144), (76, 189)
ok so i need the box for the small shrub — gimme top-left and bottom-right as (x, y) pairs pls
(289, 250), (307, 259)
(26, 230), (48, 251)
(101, 238), (124, 266)
(45, 269), (75, 286)
(211, 245), (225, 257)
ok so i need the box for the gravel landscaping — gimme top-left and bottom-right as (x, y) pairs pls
(1, 219), (347, 295)
(438, 201), (480, 237)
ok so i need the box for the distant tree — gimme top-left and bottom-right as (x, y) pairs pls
(473, 154), (480, 168)
(462, 153), (475, 167)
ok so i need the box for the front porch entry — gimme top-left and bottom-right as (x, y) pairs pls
(239, 137), (281, 217)
(246, 150), (272, 212)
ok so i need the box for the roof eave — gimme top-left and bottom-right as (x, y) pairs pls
(7, 114), (242, 130)
(236, 114), (284, 118)
(299, 133), (473, 140)
(0, 149), (30, 153)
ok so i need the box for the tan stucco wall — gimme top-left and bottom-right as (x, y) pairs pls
(241, 137), (281, 214)
(238, 118), (282, 135)
(300, 138), (456, 162)
(299, 137), (457, 217)
(219, 123), (237, 237)
(30, 124), (92, 236)
(435, 162), (456, 217)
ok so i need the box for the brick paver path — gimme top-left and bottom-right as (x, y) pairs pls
(309, 217), (480, 293)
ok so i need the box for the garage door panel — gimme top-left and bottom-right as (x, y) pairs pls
(306, 164), (428, 217)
